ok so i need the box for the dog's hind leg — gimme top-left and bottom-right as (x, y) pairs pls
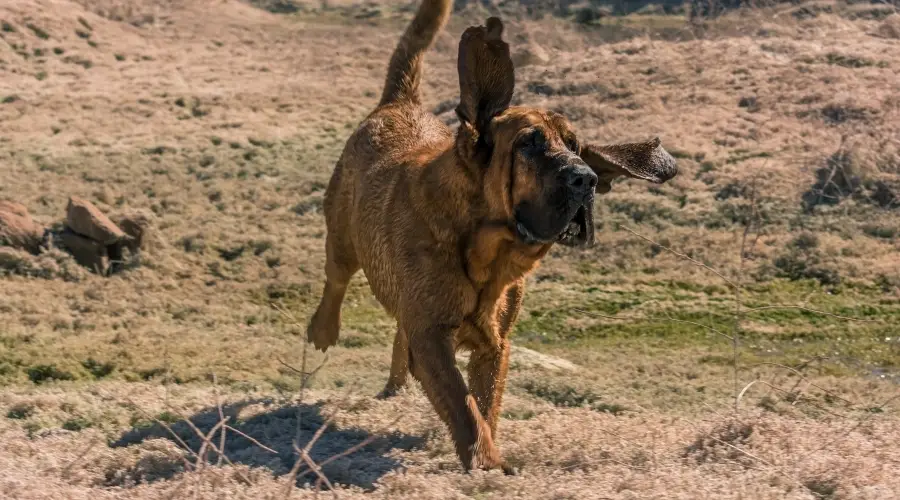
(376, 326), (409, 399)
(307, 230), (359, 352)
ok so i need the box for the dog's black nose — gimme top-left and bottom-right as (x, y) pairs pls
(566, 165), (598, 196)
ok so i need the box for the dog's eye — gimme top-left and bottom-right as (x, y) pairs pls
(520, 129), (546, 152)
(565, 136), (579, 153)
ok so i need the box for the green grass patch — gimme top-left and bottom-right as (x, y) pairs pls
(82, 358), (115, 378)
(62, 417), (92, 431)
(515, 277), (899, 376)
(6, 404), (34, 420)
(27, 364), (75, 384)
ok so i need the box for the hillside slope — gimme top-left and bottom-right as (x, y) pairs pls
(1, 0), (899, 498)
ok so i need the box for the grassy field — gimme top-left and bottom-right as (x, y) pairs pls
(1, 0), (899, 498)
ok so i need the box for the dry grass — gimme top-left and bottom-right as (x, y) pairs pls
(2, 382), (899, 499)
(1, 0), (899, 497)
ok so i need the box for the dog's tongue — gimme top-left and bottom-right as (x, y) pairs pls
(583, 203), (595, 247)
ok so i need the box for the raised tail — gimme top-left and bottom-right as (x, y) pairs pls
(378, 0), (452, 107)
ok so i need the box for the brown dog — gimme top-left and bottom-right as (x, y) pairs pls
(306, 0), (678, 473)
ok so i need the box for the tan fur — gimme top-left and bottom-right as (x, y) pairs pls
(306, 2), (677, 473)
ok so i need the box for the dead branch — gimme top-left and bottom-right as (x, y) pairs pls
(223, 425), (279, 455)
(213, 373), (227, 467)
(297, 444), (338, 499)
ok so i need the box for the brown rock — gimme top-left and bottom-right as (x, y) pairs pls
(58, 227), (108, 274)
(0, 200), (30, 218)
(114, 211), (152, 255)
(0, 201), (46, 254)
(66, 196), (128, 245)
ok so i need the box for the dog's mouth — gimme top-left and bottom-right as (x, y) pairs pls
(557, 204), (594, 248)
(514, 202), (595, 248)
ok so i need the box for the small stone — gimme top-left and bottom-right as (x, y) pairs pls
(0, 200), (46, 254)
(66, 196), (128, 245)
(512, 43), (549, 68)
(58, 227), (107, 274)
(114, 210), (153, 254)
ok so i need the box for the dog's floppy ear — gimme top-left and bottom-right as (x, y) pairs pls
(455, 17), (514, 144)
(580, 137), (678, 194)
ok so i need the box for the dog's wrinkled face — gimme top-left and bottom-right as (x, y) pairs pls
(454, 17), (678, 248)
(490, 109), (597, 247)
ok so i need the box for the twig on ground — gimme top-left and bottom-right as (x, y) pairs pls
(736, 380), (758, 409)
(276, 355), (330, 381)
(296, 415), (403, 479)
(748, 362), (856, 405)
(119, 395), (197, 473)
(213, 373), (227, 467)
(224, 425), (279, 454)
(282, 411), (336, 498)
(175, 411), (252, 485)
(272, 301), (330, 445)
(731, 176), (760, 413)
(681, 417), (803, 489)
(752, 380), (853, 420)
(298, 444), (338, 499)
(281, 449), (306, 500)
(195, 417), (229, 471)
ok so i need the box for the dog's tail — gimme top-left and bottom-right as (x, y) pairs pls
(378, 0), (452, 107)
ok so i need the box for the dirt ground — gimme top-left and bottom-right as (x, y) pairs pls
(1, 0), (899, 498)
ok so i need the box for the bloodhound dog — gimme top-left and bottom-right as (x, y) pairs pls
(307, 0), (678, 473)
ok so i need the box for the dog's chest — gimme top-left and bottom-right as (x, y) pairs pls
(465, 225), (548, 287)
(458, 226), (549, 350)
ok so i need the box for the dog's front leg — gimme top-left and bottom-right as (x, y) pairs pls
(406, 324), (513, 474)
(467, 281), (523, 437)
(467, 338), (510, 440)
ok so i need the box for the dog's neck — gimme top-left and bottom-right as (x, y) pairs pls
(413, 139), (551, 290)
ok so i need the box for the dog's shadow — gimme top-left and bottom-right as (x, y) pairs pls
(111, 399), (425, 490)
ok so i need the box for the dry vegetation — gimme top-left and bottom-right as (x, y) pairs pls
(1, 0), (899, 498)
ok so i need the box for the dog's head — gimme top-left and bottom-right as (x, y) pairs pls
(454, 18), (678, 248)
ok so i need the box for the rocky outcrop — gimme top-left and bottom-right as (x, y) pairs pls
(0, 197), (150, 277)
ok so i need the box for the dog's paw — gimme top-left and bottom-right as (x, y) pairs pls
(500, 462), (518, 476)
(306, 328), (333, 352)
(375, 385), (401, 400)
(307, 332), (335, 352)
(306, 311), (340, 352)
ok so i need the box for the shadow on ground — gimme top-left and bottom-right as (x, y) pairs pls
(111, 399), (424, 490)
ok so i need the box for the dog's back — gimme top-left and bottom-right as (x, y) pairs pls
(315, 0), (456, 320)
(328, 0), (454, 187)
